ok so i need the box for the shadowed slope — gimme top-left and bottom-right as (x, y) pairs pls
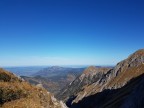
(71, 72), (144, 108)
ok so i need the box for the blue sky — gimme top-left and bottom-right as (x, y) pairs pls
(0, 0), (144, 66)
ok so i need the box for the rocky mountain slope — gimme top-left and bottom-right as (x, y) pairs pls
(59, 49), (144, 108)
(57, 66), (111, 101)
(71, 64), (144, 108)
(0, 68), (67, 108)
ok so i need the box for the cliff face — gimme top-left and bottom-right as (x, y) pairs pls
(0, 68), (67, 108)
(59, 49), (144, 108)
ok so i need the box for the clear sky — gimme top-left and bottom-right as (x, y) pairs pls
(0, 0), (144, 66)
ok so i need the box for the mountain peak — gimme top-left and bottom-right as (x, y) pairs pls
(134, 49), (144, 55)
(83, 66), (96, 74)
(83, 66), (110, 75)
(50, 66), (63, 69)
(128, 49), (144, 59)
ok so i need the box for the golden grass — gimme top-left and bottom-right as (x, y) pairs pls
(0, 68), (63, 108)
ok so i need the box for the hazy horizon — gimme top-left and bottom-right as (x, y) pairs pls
(2, 64), (115, 68)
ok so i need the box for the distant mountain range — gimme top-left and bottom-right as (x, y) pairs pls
(1, 49), (144, 108)
(32, 66), (85, 77)
(21, 66), (85, 95)
(4, 66), (46, 76)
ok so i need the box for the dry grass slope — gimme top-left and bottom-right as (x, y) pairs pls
(0, 68), (66, 108)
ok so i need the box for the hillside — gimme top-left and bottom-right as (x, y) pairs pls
(59, 49), (144, 108)
(21, 73), (77, 95)
(0, 68), (67, 108)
